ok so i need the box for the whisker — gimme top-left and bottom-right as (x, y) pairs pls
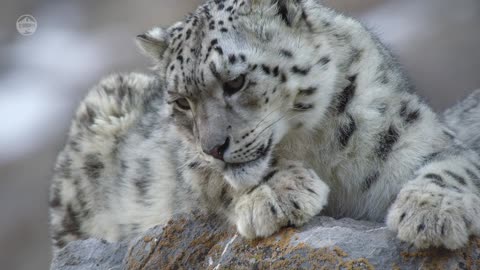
(242, 135), (269, 155)
(235, 112), (301, 156)
(255, 111), (301, 139)
(254, 104), (284, 130)
(239, 112), (291, 154)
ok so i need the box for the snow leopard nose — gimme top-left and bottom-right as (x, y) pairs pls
(204, 137), (230, 161)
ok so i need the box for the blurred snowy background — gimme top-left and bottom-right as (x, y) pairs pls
(1, 0), (479, 269)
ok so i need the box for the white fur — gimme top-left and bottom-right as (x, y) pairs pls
(50, 0), (480, 251)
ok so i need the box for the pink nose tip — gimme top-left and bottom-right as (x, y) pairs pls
(208, 146), (225, 161)
(205, 138), (230, 161)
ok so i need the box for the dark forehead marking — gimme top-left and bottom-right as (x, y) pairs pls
(169, 0), (249, 94)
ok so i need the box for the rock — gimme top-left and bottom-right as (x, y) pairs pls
(51, 212), (480, 269)
(50, 238), (128, 270)
(122, 213), (479, 270)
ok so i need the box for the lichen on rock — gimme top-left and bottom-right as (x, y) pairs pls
(51, 212), (480, 270)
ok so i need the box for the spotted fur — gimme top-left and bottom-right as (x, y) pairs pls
(50, 0), (480, 251)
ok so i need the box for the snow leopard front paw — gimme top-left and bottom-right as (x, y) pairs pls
(387, 185), (480, 250)
(234, 161), (330, 239)
(234, 185), (288, 239)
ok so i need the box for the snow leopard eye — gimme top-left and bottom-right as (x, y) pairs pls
(223, 74), (246, 96)
(174, 98), (191, 110)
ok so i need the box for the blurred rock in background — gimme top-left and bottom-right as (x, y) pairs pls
(0, 0), (479, 269)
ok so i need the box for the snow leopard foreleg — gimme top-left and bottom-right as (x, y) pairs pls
(232, 160), (329, 239)
(387, 149), (480, 249)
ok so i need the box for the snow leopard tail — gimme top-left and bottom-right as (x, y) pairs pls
(444, 89), (480, 154)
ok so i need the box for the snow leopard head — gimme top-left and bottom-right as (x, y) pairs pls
(137, 0), (338, 189)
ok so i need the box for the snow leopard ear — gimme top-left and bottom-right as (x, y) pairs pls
(136, 27), (169, 60)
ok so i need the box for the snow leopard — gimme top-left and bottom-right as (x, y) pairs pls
(50, 0), (480, 251)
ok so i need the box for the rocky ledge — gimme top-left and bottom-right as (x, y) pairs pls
(51, 212), (480, 270)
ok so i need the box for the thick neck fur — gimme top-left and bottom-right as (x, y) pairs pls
(156, 1), (452, 220)
(158, 1), (451, 219)
(272, 5), (450, 220)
